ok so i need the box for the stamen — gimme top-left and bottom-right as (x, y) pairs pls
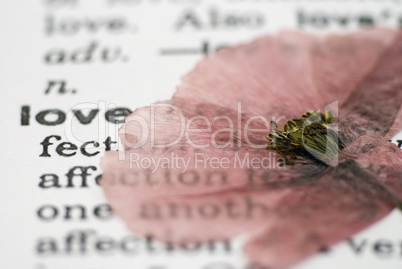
(267, 111), (344, 165)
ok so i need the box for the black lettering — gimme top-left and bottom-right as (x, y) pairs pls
(36, 110), (66, 126)
(37, 205), (58, 221)
(198, 203), (220, 219)
(71, 41), (98, 63)
(65, 230), (95, 253)
(39, 174), (62, 188)
(45, 50), (65, 64)
(178, 170), (200, 186)
(56, 142), (78, 157)
(45, 80), (67, 94)
(95, 237), (115, 253)
(66, 166), (97, 188)
(120, 236), (139, 253)
(224, 199), (240, 219)
(140, 203), (162, 219)
(103, 136), (117, 151)
(36, 238), (58, 255)
(347, 238), (367, 254)
(93, 204), (113, 220)
(373, 240), (393, 257)
(40, 135), (62, 157)
(73, 109), (99, 124)
(80, 141), (100, 157)
(105, 107), (131, 124)
(64, 205), (86, 220)
(359, 15), (375, 27)
(102, 47), (122, 62)
(245, 197), (268, 218)
(176, 11), (202, 30)
(21, 105), (30, 126)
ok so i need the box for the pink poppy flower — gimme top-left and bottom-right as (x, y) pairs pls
(100, 29), (402, 268)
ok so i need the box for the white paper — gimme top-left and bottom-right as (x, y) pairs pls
(0, 0), (401, 268)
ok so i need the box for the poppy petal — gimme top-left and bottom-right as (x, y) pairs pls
(339, 32), (402, 144)
(244, 134), (402, 269)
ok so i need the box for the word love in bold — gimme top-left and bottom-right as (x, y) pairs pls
(20, 105), (131, 126)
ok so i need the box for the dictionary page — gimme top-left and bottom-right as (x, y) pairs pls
(0, 1), (401, 269)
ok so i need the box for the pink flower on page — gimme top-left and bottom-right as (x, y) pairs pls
(100, 29), (402, 269)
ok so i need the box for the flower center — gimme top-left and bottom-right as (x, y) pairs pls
(267, 111), (345, 165)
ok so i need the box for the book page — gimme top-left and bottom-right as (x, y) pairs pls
(0, 0), (401, 268)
